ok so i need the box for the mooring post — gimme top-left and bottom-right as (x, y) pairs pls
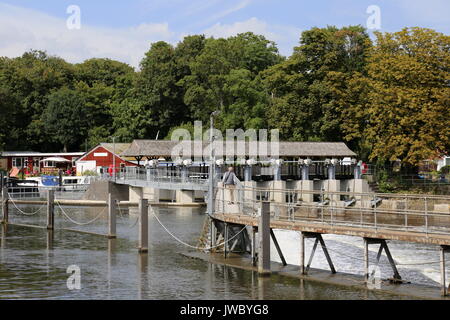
(364, 238), (369, 282)
(210, 218), (217, 251)
(258, 201), (271, 276)
(138, 199), (149, 253)
(1, 187), (8, 225)
(299, 232), (305, 275)
(46, 190), (54, 230)
(251, 226), (257, 267)
(224, 223), (228, 258)
(441, 246), (447, 296)
(108, 193), (117, 239)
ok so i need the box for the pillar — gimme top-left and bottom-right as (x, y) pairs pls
(243, 181), (257, 204)
(327, 165), (336, 180)
(46, 190), (55, 230)
(129, 186), (143, 203)
(273, 164), (282, 181)
(271, 181), (286, 203)
(1, 187), (8, 224)
(176, 190), (195, 203)
(302, 165), (309, 181)
(138, 199), (149, 253)
(143, 187), (159, 202)
(108, 193), (116, 239)
(323, 179), (341, 203)
(295, 180), (314, 203)
(244, 165), (253, 182)
(441, 246), (448, 296)
(364, 238), (369, 282)
(258, 202), (271, 276)
(299, 232), (305, 275)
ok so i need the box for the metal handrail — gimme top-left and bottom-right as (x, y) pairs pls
(213, 186), (450, 236)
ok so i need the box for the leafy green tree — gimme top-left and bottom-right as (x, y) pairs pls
(41, 88), (89, 152)
(262, 26), (371, 141)
(181, 32), (282, 127)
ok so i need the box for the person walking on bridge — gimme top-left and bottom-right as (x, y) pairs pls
(222, 166), (240, 205)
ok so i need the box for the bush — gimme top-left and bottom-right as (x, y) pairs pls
(439, 165), (450, 175)
(81, 170), (98, 177)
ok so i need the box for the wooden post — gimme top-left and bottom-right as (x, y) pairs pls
(441, 246), (447, 296)
(364, 238), (369, 282)
(251, 227), (257, 267)
(46, 190), (55, 230)
(299, 232), (305, 275)
(108, 193), (117, 239)
(1, 187), (8, 225)
(224, 223), (228, 258)
(210, 218), (217, 251)
(258, 201), (271, 276)
(138, 199), (149, 253)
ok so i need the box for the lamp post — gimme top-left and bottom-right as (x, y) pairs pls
(208, 111), (220, 215)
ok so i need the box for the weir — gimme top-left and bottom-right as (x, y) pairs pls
(208, 184), (450, 296)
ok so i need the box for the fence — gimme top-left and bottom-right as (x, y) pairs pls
(214, 185), (450, 237)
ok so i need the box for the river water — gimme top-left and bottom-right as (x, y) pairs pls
(0, 193), (442, 300)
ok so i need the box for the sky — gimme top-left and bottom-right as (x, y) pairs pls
(0, 0), (449, 68)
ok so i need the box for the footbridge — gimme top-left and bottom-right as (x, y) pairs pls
(113, 167), (209, 191)
(209, 185), (450, 296)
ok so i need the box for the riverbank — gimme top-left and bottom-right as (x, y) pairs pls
(181, 251), (449, 300)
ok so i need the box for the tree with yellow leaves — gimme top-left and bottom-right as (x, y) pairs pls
(339, 27), (449, 167)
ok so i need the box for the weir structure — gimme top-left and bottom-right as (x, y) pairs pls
(208, 185), (450, 296)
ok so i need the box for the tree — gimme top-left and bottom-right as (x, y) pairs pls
(360, 28), (449, 166)
(41, 88), (89, 152)
(262, 26), (371, 141)
(181, 32), (282, 127)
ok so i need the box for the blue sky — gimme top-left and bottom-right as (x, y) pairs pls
(0, 0), (448, 68)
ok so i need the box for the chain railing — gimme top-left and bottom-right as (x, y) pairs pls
(214, 185), (450, 236)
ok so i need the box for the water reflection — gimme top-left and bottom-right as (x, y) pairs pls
(0, 204), (433, 300)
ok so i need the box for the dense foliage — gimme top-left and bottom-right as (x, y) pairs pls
(0, 27), (448, 166)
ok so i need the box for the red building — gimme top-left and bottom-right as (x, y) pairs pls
(0, 151), (85, 176)
(75, 143), (136, 175)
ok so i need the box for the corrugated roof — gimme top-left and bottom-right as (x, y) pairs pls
(121, 140), (356, 158)
(99, 143), (132, 155)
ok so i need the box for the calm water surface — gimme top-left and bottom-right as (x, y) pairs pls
(0, 194), (439, 300)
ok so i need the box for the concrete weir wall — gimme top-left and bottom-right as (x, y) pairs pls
(83, 180), (129, 201)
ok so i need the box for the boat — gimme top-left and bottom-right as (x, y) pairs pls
(24, 175), (95, 192)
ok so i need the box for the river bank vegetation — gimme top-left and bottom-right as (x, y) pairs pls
(0, 26), (448, 169)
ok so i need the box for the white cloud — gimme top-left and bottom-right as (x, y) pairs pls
(0, 3), (302, 68)
(0, 3), (176, 68)
(204, 17), (301, 56)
